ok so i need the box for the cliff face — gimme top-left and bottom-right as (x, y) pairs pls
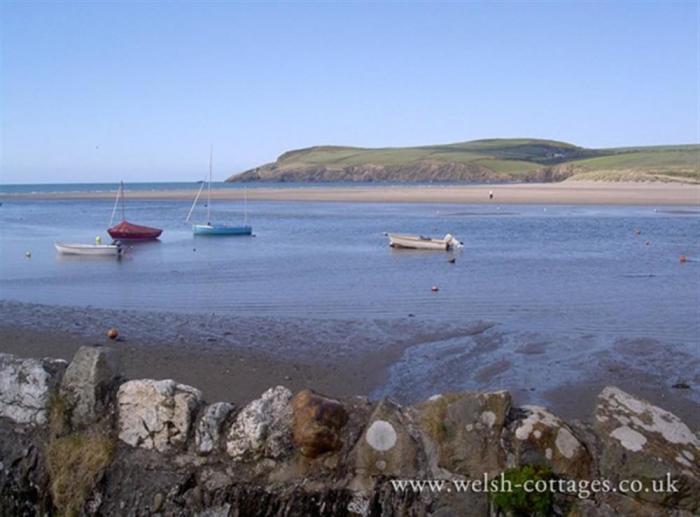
(229, 161), (576, 183)
(232, 161), (576, 183)
(1, 347), (699, 516)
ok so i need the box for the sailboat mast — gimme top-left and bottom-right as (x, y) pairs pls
(207, 146), (213, 224)
(244, 187), (248, 223)
(120, 181), (125, 221)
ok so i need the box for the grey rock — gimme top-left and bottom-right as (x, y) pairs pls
(351, 398), (421, 486)
(510, 404), (592, 479)
(117, 379), (203, 452)
(0, 353), (66, 426)
(226, 386), (293, 460)
(413, 390), (511, 477)
(196, 402), (235, 455)
(60, 345), (121, 427)
(594, 386), (700, 513)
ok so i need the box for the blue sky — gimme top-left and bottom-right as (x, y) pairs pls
(1, 1), (698, 183)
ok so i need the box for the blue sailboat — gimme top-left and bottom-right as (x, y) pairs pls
(187, 148), (253, 236)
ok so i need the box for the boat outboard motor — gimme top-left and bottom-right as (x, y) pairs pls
(445, 234), (463, 249)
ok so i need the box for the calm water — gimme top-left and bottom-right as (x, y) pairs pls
(0, 197), (698, 346)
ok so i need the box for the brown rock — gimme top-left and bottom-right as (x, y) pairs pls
(291, 389), (349, 458)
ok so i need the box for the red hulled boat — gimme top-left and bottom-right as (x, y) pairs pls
(108, 182), (163, 241)
(108, 220), (162, 240)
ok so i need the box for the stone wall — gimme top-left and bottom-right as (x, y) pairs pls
(0, 346), (698, 516)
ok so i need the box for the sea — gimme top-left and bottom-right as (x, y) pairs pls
(1, 182), (699, 415)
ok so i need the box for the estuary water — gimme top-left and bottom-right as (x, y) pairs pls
(1, 197), (697, 340)
(1, 194), (699, 418)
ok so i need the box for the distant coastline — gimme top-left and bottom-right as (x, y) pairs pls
(1, 181), (698, 206)
(228, 138), (700, 184)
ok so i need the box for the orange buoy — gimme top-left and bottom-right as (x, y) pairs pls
(680, 255), (687, 264)
(106, 328), (119, 340)
(431, 286), (439, 292)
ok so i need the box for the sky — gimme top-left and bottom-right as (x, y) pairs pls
(1, 1), (698, 183)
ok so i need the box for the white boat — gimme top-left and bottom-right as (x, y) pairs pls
(54, 242), (123, 256)
(388, 233), (463, 251)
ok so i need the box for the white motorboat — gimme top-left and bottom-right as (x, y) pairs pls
(54, 242), (123, 256)
(388, 233), (463, 251)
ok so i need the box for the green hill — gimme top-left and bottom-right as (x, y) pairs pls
(227, 139), (700, 183)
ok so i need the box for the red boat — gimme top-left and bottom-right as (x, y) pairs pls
(108, 220), (162, 240)
(107, 182), (163, 240)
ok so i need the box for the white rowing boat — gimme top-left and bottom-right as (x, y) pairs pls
(388, 233), (463, 251)
(54, 242), (123, 256)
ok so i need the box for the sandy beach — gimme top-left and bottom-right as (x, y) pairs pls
(2, 181), (698, 205)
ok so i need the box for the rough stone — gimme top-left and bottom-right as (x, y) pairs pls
(594, 386), (700, 512)
(510, 405), (592, 480)
(60, 345), (122, 427)
(291, 389), (349, 458)
(226, 386), (293, 460)
(117, 379), (202, 452)
(413, 390), (511, 477)
(352, 398), (421, 483)
(0, 353), (66, 426)
(195, 402), (235, 455)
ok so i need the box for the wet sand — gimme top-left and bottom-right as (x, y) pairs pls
(0, 301), (487, 406)
(1, 301), (697, 426)
(2, 182), (698, 205)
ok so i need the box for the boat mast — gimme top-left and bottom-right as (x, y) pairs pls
(244, 187), (248, 224)
(120, 181), (125, 222)
(207, 145), (213, 224)
(186, 181), (206, 223)
(109, 182), (121, 226)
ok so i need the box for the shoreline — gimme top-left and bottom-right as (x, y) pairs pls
(1, 181), (698, 205)
(1, 301), (698, 427)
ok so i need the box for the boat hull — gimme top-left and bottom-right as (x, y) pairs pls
(388, 233), (459, 251)
(193, 224), (252, 236)
(108, 220), (162, 240)
(55, 242), (122, 256)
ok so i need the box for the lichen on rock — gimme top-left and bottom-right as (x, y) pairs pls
(594, 386), (700, 512)
(510, 405), (592, 480)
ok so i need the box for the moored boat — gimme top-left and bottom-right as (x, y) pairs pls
(187, 147), (253, 237)
(192, 223), (252, 236)
(107, 220), (162, 240)
(55, 241), (123, 256)
(107, 181), (163, 240)
(388, 233), (463, 251)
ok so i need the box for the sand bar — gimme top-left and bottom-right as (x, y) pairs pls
(2, 182), (698, 205)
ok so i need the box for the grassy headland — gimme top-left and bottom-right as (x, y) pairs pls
(228, 139), (699, 184)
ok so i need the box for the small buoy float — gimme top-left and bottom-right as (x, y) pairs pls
(635, 229), (641, 235)
(25, 251), (31, 258)
(431, 285), (439, 292)
(680, 255), (687, 264)
(106, 328), (119, 340)
(448, 257), (456, 264)
(645, 241), (651, 246)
